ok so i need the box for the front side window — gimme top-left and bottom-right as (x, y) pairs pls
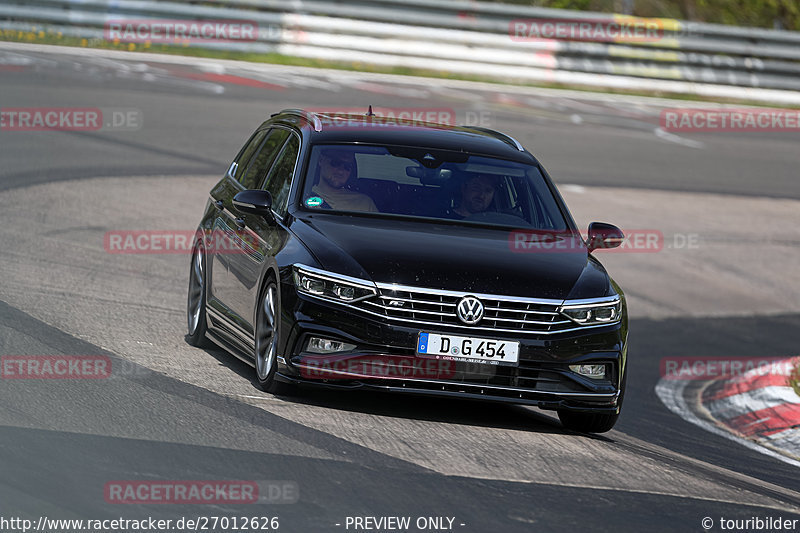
(300, 144), (569, 231)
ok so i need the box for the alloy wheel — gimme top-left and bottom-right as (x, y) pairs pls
(256, 284), (278, 380)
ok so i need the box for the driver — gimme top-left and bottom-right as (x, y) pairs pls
(446, 173), (498, 219)
(310, 148), (378, 212)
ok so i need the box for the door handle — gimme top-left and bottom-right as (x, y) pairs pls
(214, 200), (224, 209)
(234, 217), (246, 229)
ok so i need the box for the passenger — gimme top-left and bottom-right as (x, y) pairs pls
(446, 173), (498, 219)
(310, 148), (378, 212)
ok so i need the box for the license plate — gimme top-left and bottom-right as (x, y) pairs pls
(416, 332), (519, 365)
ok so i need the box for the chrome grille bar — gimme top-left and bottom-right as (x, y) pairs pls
(355, 282), (580, 334)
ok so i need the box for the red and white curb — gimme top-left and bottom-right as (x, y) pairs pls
(702, 358), (800, 452)
(656, 356), (800, 467)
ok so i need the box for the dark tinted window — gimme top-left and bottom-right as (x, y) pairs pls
(263, 134), (300, 215)
(232, 129), (267, 183)
(239, 128), (290, 190)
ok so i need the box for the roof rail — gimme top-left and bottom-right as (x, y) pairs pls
(465, 126), (525, 152)
(272, 108), (323, 132)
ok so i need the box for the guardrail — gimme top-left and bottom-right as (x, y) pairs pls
(2, 0), (800, 102)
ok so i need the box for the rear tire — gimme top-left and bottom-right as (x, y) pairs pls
(186, 242), (209, 347)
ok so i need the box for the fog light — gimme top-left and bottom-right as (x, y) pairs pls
(569, 364), (607, 379)
(306, 337), (356, 354)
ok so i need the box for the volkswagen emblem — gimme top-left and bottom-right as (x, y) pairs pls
(456, 296), (484, 325)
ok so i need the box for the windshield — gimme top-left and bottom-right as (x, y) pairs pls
(300, 144), (570, 230)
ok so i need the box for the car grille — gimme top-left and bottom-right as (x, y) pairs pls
(355, 283), (576, 335)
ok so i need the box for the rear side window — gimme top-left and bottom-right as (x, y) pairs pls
(263, 134), (300, 216)
(231, 129), (267, 183)
(239, 128), (290, 190)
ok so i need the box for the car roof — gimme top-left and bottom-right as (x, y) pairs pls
(264, 109), (538, 165)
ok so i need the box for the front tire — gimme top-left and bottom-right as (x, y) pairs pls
(254, 279), (292, 395)
(186, 242), (208, 347)
(557, 410), (619, 433)
(558, 370), (626, 433)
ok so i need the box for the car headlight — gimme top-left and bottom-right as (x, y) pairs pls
(560, 297), (621, 326)
(293, 265), (377, 303)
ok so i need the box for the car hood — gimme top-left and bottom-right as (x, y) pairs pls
(290, 214), (612, 300)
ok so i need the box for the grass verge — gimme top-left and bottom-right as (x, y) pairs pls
(789, 360), (800, 398)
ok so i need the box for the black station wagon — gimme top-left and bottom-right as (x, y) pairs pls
(186, 108), (628, 433)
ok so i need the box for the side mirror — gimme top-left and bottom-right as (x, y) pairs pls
(233, 190), (275, 222)
(586, 222), (624, 252)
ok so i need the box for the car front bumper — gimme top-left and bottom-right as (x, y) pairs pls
(276, 289), (626, 413)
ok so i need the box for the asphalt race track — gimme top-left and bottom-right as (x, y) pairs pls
(1, 43), (800, 532)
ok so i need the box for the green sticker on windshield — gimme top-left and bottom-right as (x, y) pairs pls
(305, 196), (323, 208)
